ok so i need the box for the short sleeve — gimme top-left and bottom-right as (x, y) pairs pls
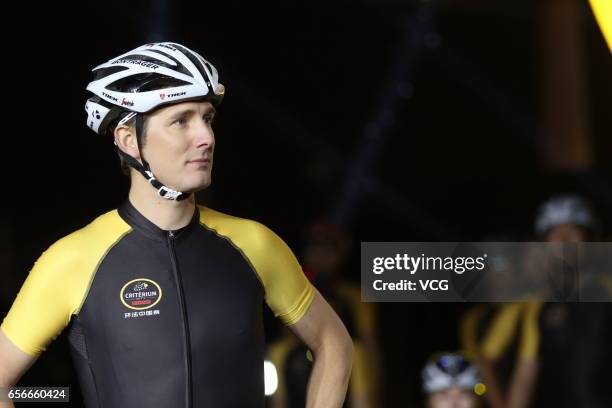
(481, 303), (522, 361)
(197, 207), (315, 326)
(248, 223), (315, 325)
(1, 238), (80, 356)
(1, 209), (131, 356)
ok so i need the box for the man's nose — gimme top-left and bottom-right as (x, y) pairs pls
(193, 119), (214, 148)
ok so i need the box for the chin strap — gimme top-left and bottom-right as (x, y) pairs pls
(117, 113), (191, 201)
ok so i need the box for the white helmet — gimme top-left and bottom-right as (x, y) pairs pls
(84, 42), (225, 200)
(535, 194), (597, 236)
(85, 42), (224, 135)
(422, 352), (481, 393)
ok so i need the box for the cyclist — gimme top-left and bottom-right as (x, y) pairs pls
(0, 42), (353, 408)
(421, 352), (483, 408)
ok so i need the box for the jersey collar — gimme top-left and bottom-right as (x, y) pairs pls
(118, 199), (200, 242)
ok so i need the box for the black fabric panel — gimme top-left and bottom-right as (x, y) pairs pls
(69, 201), (267, 407)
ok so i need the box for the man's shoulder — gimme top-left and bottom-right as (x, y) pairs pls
(197, 206), (275, 243)
(45, 208), (132, 260)
(19, 209), (132, 307)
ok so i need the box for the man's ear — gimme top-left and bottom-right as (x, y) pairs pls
(114, 125), (141, 160)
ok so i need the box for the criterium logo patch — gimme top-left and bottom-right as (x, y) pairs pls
(120, 278), (162, 310)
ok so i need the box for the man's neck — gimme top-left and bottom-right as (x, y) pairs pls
(128, 176), (197, 231)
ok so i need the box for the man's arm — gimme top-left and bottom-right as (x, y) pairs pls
(506, 359), (539, 408)
(215, 219), (353, 406)
(479, 303), (524, 408)
(0, 222), (116, 408)
(288, 289), (353, 408)
(0, 330), (37, 408)
(478, 358), (507, 408)
(506, 302), (542, 408)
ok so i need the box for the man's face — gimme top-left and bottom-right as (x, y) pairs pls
(140, 100), (216, 193)
(427, 387), (477, 408)
(545, 223), (587, 242)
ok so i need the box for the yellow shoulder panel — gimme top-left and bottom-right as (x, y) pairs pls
(481, 303), (522, 361)
(518, 302), (543, 361)
(459, 304), (487, 358)
(1, 210), (131, 356)
(590, 0), (612, 51)
(198, 206), (315, 325)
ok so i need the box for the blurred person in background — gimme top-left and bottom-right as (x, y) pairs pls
(0, 42), (353, 408)
(267, 220), (382, 408)
(534, 194), (598, 243)
(474, 193), (612, 408)
(421, 352), (484, 408)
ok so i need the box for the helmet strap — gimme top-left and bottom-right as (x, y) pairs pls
(118, 114), (191, 201)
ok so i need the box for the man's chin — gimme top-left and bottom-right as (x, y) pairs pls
(182, 178), (212, 194)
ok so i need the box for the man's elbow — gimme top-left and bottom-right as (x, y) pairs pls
(340, 330), (354, 365)
(0, 362), (19, 388)
(320, 324), (354, 370)
(0, 369), (15, 388)
(0, 332), (37, 388)
(334, 330), (354, 384)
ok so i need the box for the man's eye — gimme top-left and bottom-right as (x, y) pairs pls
(173, 118), (187, 126)
(203, 115), (215, 124)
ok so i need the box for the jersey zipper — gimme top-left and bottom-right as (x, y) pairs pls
(167, 230), (193, 408)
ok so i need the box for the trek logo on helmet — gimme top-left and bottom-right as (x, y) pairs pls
(167, 91), (187, 99)
(84, 41), (225, 201)
(102, 92), (118, 102)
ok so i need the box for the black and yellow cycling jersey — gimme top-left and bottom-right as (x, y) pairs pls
(479, 302), (542, 362)
(1, 200), (315, 408)
(461, 302), (549, 396)
(462, 302), (612, 407)
(589, 0), (612, 49)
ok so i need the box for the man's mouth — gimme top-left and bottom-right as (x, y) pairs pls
(187, 157), (211, 164)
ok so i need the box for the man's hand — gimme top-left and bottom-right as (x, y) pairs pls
(0, 329), (37, 408)
(288, 289), (353, 408)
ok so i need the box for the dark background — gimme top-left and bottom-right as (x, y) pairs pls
(1, 0), (610, 406)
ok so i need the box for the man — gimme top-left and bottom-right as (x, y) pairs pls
(0, 42), (353, 408)
(534, 194), (599, 242)
(421, 352), (483, 408)
(477, 194), (611, 408)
